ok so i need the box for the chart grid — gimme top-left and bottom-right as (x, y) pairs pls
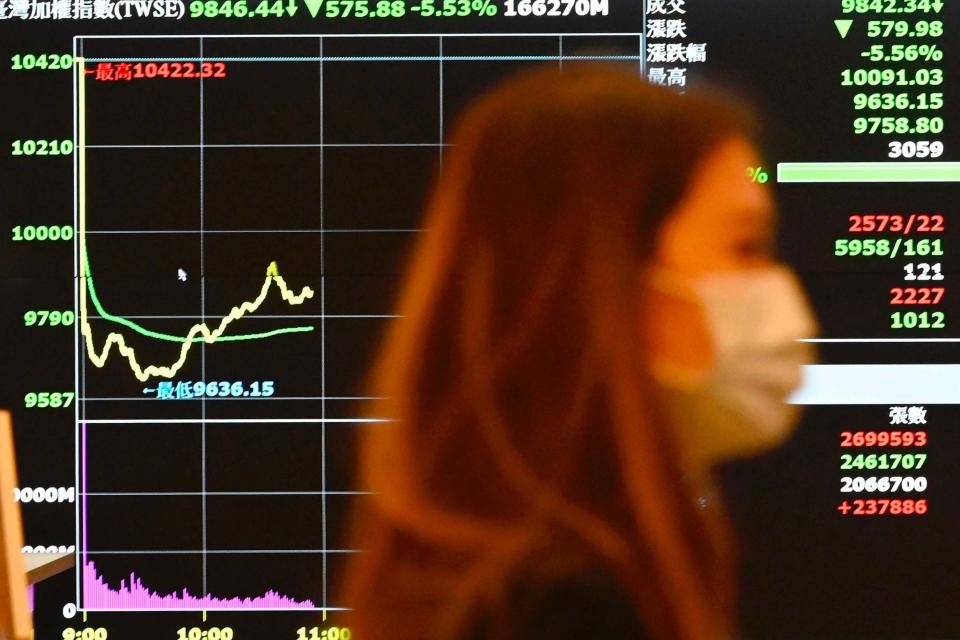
(73, 31), (643, 614)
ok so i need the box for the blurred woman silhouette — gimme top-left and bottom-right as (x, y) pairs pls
(341, 64), (816, 640)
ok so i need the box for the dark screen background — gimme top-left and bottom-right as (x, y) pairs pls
(3, 2), (959, 638)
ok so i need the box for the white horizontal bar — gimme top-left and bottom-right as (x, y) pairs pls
(791, 364), (960, 405)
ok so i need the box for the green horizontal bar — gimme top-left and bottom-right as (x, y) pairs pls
(778, 162), (960, 183)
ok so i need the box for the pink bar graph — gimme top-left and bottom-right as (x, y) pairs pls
(83, 561), (316, 610)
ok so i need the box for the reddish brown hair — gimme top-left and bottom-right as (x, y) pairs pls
(342, 64), (753, 639)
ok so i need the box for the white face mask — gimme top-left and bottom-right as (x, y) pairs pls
(648, 267), (818, 468)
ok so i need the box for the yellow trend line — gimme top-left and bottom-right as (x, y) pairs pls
(77, 58), (315, 382)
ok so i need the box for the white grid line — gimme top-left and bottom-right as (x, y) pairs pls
(85, 491), (373, 496)
(87, 143), (449, 148)
(83, 550), (361, 554)
(81, 396), (383, 401)
(79, 418), (391, 424)
(84, 607), (351, 612)
(77, 32), (647, 39)
(198, 35), (209, 598)
(438, 35), (444, 172)
(641, 7), (646, 76)
(73, 34), (82, 608)
(82, 228), (421, 234)
(319, 35), (328, 616)
(84, 55), (641, 63)
(85, 314), (400, 319)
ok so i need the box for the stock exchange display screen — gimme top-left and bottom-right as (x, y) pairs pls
(2, 0), (959, 638)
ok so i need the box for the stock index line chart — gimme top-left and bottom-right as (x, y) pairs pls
(71, 33), (642, 618)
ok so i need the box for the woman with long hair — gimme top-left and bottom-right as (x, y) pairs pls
(341, 64), (816, 639)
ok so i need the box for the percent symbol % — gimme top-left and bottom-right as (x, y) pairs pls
(470, 0), (498, 14)
(919, 45), (943, 62)
(746, 166), (769, 184)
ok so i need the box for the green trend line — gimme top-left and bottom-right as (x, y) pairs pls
(83, 249), (315, 343)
